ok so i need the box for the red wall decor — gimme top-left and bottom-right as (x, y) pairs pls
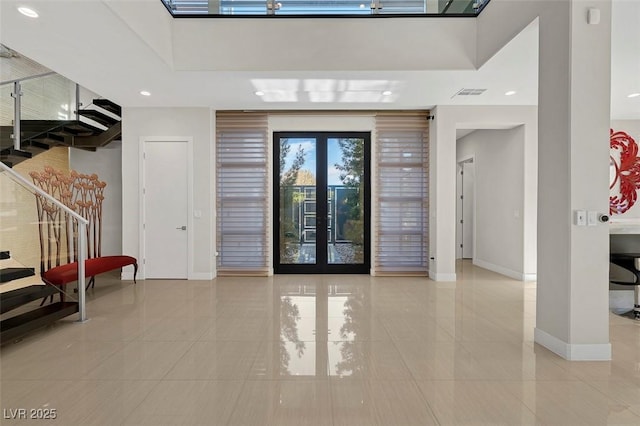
(610, 129), (640, 215)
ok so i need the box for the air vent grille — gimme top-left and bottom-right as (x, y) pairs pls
(453, 88), (487, 97)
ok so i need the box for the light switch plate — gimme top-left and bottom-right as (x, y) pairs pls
(574, 210), (586, 226)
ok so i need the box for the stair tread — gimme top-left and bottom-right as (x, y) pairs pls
(24, 140), (54, 151)
(0, 285), (59, 313)
(0, 267), (35, 283)
(1, 302), (78, 342)
(77, 109), (119, 127)
(16, 121), (74, 133)
(93, 99), (121, 116)
(31, 133), (66, 145)
(61, 121), (103, 136)
(0, 148), (32, 159)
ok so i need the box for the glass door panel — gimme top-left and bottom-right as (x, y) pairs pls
(278, 137), (317, 265)
(275, 132), (370, 274)
(328, 137), (365, 265)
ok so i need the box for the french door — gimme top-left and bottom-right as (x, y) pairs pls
(274, 132), (370, 274)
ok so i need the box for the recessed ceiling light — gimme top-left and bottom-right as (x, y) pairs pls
(18, 6), (38, 18)
(628, 93), (640, 98)
(382, 90), (393, 96)
(140, 90), (151, 96)
(255, 91), (265, 96)
(505, 90), (517, 96)
(359, 3), (365, 8)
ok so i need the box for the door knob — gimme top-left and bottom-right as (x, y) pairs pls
(176, 226), (187, 230)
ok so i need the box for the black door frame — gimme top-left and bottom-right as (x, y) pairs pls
(274, 131), (371, 274)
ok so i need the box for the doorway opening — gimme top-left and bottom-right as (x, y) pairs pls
(456, 158), (475, 260)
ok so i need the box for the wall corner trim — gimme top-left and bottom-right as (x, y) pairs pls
(474, 258), (526, 281)
(429, 271), (457, 281)
(534, 328), (612, 361)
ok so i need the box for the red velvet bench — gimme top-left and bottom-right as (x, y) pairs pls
(42, 255), (138, 297)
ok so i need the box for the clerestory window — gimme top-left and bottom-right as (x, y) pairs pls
(161, 0), (489, 17)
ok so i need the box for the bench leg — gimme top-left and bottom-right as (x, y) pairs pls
(133, 263), (138, 284)
(39, 287), (62, 305)
(85, 276), (95, 290)
(634, 286), (640, 320)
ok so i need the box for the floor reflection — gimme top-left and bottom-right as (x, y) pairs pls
(275, 280), (372, 378)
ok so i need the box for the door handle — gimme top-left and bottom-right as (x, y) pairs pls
(176, 226), (186, 230)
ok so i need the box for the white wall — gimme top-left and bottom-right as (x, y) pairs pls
(173, 18), (475, 71)
(122, 107), (214, 279)
(103, 0), (174, 67)
(457, 127), (533, 280)
(430, 105), (538, 282)
(69, 141), (123, 257)
(476, 0), (540, 68)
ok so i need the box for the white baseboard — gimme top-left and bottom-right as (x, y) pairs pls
(534, 328), (611, 361)
(523, 272), (537, 281)
(189, 272), (214, 280)
(121, 271), (136, 281)
(473, 258), (527, 281)
(429, 271), (457, 281)
(122, 272), (214, 281)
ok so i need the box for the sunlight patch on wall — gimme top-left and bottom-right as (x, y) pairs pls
(251, 78), (400, 103)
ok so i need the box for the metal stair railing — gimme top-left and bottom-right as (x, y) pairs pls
(0, 161), (89, 322)
(1, 72), (56, 151)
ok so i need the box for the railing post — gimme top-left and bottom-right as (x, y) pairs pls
(75, 83), (81, 121)
(267, 0), (279, 14)
(11, 81), (22, 150)
(370, 0), (382, 14)
(77, 221), (87, 322)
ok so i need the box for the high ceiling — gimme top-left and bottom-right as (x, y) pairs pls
(0, 0), (637, 119)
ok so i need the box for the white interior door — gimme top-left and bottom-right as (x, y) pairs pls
(143, 139), (189, 279)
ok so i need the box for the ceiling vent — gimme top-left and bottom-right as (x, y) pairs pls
(452, 88), (487, 97)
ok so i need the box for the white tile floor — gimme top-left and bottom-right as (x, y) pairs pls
(1, 261), (639, 425)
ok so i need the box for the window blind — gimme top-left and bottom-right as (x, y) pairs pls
(374, 113), (429, 274)
(216, 112), (269, 274)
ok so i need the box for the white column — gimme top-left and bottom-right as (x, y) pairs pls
(534, 0), (612, 360)
(429, 107), (457, 281)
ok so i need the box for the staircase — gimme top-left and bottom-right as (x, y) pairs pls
(0, 251), (78, 343)
(0, 98), (122, 168)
